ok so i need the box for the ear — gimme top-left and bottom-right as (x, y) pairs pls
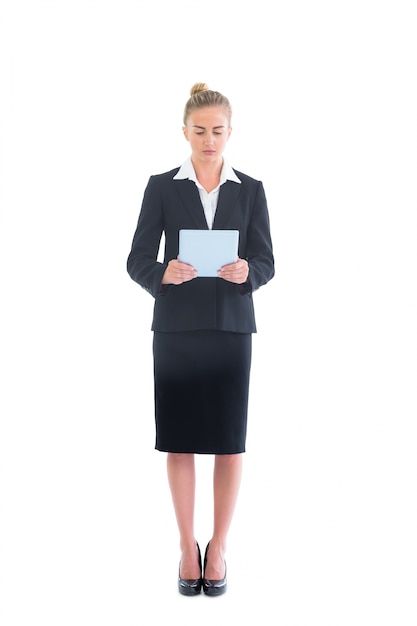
(182, 126), (189, 141)
(227, 126), (232, 140)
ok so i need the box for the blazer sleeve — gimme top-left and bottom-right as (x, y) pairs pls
(244, 181), (275, 293)
(126, 176), (167, 298)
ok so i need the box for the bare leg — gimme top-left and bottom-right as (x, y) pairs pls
(167, 452), (201, 579)
(204, 453), (243, 579)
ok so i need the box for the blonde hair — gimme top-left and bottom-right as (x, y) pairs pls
(183, 82), (232, 125)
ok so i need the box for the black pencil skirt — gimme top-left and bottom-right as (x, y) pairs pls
(153, 330), (252, 454)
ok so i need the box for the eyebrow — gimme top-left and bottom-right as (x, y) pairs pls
(192, 125), (225, 130)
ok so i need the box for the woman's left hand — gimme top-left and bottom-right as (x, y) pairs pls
(217, 258), (249, 284)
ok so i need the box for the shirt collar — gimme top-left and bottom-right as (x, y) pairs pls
(173, 157), (241, 185)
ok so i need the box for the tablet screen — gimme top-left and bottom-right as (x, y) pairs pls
(178, 229), (239, 277)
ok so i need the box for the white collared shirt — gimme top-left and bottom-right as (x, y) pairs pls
(173, 157), (241, 229)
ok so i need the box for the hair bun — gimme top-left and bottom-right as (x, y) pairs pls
(183, 83), (231, 125)
(190, 82), (209, 96)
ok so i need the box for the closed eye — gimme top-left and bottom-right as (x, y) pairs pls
(195, 131), (223, 136)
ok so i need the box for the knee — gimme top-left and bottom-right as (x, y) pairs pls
(167, 452), (194, 465)
(215, 453), (242, 466)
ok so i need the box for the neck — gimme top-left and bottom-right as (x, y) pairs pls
(191, 157), (223, 182)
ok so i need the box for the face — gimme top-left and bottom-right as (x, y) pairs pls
(183, 106), (232, 166)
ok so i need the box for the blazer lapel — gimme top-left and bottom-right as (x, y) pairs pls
(174, 179), (208, 229)
(212, 181), (242, 229)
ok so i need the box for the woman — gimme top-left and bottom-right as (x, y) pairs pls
(127, 83), (274, 596)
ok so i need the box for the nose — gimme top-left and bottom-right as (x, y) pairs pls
(204, 133), (215, 145)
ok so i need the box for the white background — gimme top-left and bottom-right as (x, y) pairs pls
(1, 1), (416, 624)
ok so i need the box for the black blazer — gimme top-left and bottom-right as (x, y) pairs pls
(127, 167), (275, 333)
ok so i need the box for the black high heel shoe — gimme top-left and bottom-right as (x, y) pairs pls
(178, 542), (203, 596)
(202, 542), (227, 596)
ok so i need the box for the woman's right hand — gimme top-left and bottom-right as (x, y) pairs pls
(161, 258), (197, 285)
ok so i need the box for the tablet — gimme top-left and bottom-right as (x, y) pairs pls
(179, 229), (239, 277)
